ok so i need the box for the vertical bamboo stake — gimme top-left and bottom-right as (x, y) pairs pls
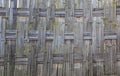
(83, 0), (93, 76)
(27, 0), (38, 76)
(43, 0), (55, 76)
(64, 0), (72, 33)
(83, 40), (90, 76)
(95, 17), (104, 76)
(42, 0), (47, 76)
(83, 0), (92, 32)
(46, 41), (53, 76)
(4, 2), (9, 76)
(16, 17), (24, 57)
(3, 17), (7, 76)
(88, 0), (93, 76)
(31, 42), (38, 76)
(0, 17), (6, 58)
(0, 17), (2, 57)
(7, 0), (17, 76)
(105, 40), (116, 76)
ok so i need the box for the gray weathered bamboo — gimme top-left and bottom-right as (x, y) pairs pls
(0, 0), (119, 76)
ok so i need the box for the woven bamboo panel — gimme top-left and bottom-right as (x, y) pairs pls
(0, 0), (119, 76)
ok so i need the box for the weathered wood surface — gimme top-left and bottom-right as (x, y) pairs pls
(0, 0), (120, 76)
